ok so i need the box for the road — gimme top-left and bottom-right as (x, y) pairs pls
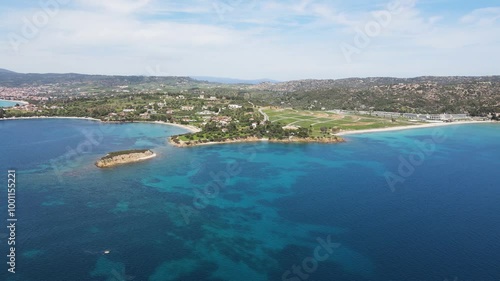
(259, 108), (269, 122)
(248, 102), (269, 122)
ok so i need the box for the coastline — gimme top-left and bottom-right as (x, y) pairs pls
(169, 136), (345, 148)
(143, 121), (201, 133)
(337, 120), (493, 136)
(136, 153), (157, 161)
(0, 116), (103, 122)
(2, 116), (495, 144)
(169, 136), (266, 147)
(96, 150), (157, 168)
(0, 116), (201, 133)
(0, 99), (29, 106)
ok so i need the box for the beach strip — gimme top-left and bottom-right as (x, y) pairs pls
(337, 121), (493, 136)
(0, 116), (201, 133)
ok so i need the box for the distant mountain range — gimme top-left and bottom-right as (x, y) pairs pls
(0, 69), (199, 87)
(191, 76), (279, 85)
(0, 69), (277, 86)
(0, 68), (16, 74)
(1, 69), (498, 115)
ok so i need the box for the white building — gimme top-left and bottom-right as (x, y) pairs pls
(181, 106), (195, 111)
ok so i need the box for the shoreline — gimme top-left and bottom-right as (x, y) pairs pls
(337, 120), (494, 136)
(143, 121), (201, 133)
(133, 152), (157, 162)
(0, 116), (103, 122)
(96, 150), (157, 168)
(169, 136), (345, 148)
(0, 99), (29, 106)
(0, 116), (201, 133)
(2, 116), (495, 143)
(169, 137), (267, 147)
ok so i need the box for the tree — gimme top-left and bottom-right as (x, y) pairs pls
(320, 127), (328, 134)
(227, 122), (237, 132)
(203, 121), (218, 132)
(0, 108), (4, 118)
(297, 127), (309, 138)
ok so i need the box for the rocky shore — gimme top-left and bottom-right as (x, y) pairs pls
(169, 136), (344, 148)
(95, 149), (156, 168)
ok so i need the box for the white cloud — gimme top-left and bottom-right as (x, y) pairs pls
(0, 0), (498, 80)
(75, 0), (152, 14)
(461, 7), (500, 26)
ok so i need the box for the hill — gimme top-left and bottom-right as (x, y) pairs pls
(249, 76), (500, 115)
(192, 76), (279, 85)
(0, 68), (16, 74)
(0, 70), (498, 114)
(0, 71), (202, 88)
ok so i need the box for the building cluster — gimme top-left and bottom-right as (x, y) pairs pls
(401, 113), (469, 122)
(328, 109), (471, 122)
(16, 103), (41, 112)
(372, 111), (470, 122)
(0, 87), (51, 102)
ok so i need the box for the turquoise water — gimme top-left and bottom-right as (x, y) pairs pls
(0, 119), (499, 281)
(0, 100), (21, 108)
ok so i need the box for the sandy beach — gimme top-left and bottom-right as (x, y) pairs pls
(0, 116), (103, 122)
(145, 121), (201, 133)
(0, 116), (201, 133)
(2, 116), (495, 139)
(0, 99), (29, 105)
(337, 120), (494, 136)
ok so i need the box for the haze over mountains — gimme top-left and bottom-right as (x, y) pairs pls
(0, 69), (274, 86)
(1, 68), (498, 87)
(191, 76), (279, 85)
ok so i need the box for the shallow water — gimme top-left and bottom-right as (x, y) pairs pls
(0, 119), (499, 281)
(0, 100), (21, 108)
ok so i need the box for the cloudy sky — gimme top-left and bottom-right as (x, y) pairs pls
(0, 0), (499, 80)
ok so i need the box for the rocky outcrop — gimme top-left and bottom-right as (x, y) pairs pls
(95, 149), (156, 168)
(269, 136), (345, 144)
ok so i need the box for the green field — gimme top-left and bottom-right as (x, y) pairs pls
(263, 108), (423, 136)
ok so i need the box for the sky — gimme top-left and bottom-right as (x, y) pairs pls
(0, 0), (499, 81)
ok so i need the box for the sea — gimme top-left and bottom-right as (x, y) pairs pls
(0, 100), (21, 108)
(0, 119), (499, 281)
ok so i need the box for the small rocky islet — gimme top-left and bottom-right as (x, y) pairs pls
(95, 149), (156, 168)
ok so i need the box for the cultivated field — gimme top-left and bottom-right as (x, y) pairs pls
(262, 108), (422, 136)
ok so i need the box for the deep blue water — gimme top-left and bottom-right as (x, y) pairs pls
(0, 119), (499, 281)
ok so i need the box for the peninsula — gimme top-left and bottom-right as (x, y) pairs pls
(169, 135), (345, 147)
(0, 71), (497, 148)
(95, 149), (156, 168)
